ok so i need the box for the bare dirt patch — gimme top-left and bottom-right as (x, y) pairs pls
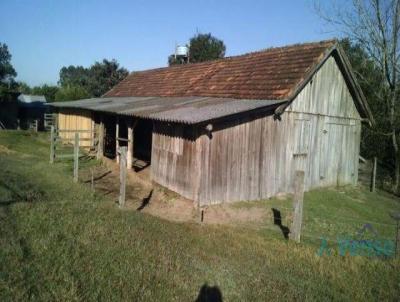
(81, 159), (269, 226)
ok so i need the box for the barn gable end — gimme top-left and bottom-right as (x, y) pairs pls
(282, 52), (363, 193)
(286, 55), (361, 120)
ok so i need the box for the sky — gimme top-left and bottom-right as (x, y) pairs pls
(0, 0), (339, 87)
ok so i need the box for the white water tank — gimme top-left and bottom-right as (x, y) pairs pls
(176, 45), (189, 57)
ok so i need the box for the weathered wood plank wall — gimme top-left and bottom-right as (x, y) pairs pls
(287, 56), (361, 190)
(151, 55), (363, 205)
(151, 123), (199, 200)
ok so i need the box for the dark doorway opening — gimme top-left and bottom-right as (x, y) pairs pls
(118, 118), (128, 148)
(133, 119), (153, 172)
(104, 114), (116, 158)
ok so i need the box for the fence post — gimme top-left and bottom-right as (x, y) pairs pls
(97, 119), (104, 160)
(50, 126), (55, 164)
(73, 132), (79, 183)
(290, 170), (305, 243)
(119, 146), (127, 207)
(370, 157), (377, 192)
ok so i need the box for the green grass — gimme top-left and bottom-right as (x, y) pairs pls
(233, 187), (400, 244)
(0, 131), (399, 301)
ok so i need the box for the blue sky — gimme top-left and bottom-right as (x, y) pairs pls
(0, 0), (337, 86)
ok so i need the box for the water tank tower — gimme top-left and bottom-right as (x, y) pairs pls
(174, 45), (189, 63)
(176, 45), (189, 56)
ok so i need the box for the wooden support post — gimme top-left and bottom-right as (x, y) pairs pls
(127, 119), (138, 170)
(371, 157), (377, 192)
(97, 118), (104, 160)
(116, 117), (120, 163)
(119, 146), (127, 207)
(91, 118), (95, 148)
(35, 119), (39, 132)
(290, 170), (305, 243)
(17, 119), (20, 130)
(73, 133), (79, 183)
(50, 126), (55, 164)
(127, 121), (133, 169)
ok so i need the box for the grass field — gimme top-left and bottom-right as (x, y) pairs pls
(0, 131), (399, 301)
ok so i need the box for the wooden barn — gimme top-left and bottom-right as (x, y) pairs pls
(50, 40), (373, 205)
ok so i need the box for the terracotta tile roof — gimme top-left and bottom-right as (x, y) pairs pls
(104, 40), (336, 100)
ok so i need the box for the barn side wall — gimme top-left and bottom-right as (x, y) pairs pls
(197, 113), (294, 204)
(57, 108), (94, 147)
(151, 123), (200, 201)
(195, 55), (362, 205)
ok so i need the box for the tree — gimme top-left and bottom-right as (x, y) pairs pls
(0, 43), (16, 82)
(58, 59), (128, 97)
(54, 85), (90, 102)
(17, 82), (31, 94)
(316, 0), (400, 192)
(87, 59), (128, 97)
(189, 33), (226, 63)
(59, 65), (90, 88)
(340, 39), (392, 166)
(32, 85), (59, 103)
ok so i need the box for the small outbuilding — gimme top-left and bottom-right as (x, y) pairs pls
(51, 40), (373, 205)
(17, 94), (48, 130)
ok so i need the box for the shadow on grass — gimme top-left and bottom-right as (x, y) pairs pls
(195, 283), (223, 302)
(272, 208), (290, 239)
(82, 170), (112, 183)
(137, 190), (153, 211)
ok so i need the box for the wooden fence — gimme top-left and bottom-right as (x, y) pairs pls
(44, 113), (57, 131)
(49, 126), (99, 182)
(49, 126), (98, 163)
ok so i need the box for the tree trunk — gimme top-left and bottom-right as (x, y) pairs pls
(390, 87), (399, 193)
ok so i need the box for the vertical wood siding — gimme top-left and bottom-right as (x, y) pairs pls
(57, 109), (94, 147)
(151, 123), (199, 200)
(287, 56), (361, 119)
(151, 55), (363, 204)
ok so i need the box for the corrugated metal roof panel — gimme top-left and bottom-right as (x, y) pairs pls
(50, 96), (287, 124)
(18, 94), (47, 103)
